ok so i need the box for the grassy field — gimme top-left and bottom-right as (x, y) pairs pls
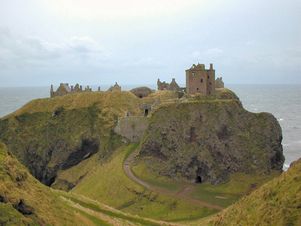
(132, 158), (185, 192)
(72, 144), (217, 221)
(132, 158), (280, 208)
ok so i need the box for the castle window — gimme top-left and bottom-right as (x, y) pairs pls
(192, 72), (195, 76)
(200, 79), (203, 83)
(207, 75), (209, 79)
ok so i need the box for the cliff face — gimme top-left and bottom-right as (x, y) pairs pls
(139, 98), (284, 184)
(0, 92), (141, 187)
(0, 143), (79, 225)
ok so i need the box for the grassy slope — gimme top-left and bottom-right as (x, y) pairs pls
(0, 142), (89, 225)
(0, 91), (144, 188)
(132, 159), (279, 208)
(190, 158), (301, 226)
(73, 144), (217, 221)
(0, 142), (174, 226)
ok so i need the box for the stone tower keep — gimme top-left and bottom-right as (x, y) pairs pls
(186, 63), (215, 95)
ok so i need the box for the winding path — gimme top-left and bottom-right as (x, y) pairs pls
(123, 149), (223, 211)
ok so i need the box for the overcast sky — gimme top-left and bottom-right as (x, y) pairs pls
(0, 0), (300, 86)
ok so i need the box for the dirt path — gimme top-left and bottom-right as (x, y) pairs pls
(123, 149), (223, 211)
(61, 196), (181, 226)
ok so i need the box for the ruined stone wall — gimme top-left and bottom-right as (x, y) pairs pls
(186, 70), (208, 95)
(215, 77), (224, 88)
(114, 116), (149, 142)
(207, 69), (216, 95)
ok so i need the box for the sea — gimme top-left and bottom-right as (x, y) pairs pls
(0, 84), (300, 169)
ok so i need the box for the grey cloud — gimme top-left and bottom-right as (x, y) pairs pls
(0, 28), (106, 69)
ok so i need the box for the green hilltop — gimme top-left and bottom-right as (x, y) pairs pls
(0, 88), (295, 225)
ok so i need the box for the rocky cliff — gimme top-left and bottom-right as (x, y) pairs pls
(0, 142), (80, 225)
(0, 92), (142, 187)
(139, 93), (284, 184)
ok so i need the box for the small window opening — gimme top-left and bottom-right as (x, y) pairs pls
(200, 79), (203, 83)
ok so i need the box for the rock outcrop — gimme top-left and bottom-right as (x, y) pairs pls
(0, 92), (142, 187)
(139, 95), (284, 184)
(0, 143), (80, 225)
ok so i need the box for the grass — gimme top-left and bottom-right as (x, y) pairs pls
(73, 208), (112, 226)
(203, 159), (301, 226)
(64, 195), (161, 226)
(72, 144), (217, 221)
(132, 157), (280, 208)
(132, 159), (184, 192)
(0, 142), (83, 225)
(0, 203), (33, 226)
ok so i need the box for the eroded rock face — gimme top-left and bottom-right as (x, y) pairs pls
(139, 100), (284, 184)
(0, 105), (106, 186)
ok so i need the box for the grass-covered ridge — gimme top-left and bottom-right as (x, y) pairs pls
(132, 159), (280, 208)
(0, 91), (143, 187)
(0, 142), (91, 225)
(73, 144), (217, 221)
(203, 158), (301, 226)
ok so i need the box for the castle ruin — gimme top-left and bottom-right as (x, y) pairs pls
(157, 78), (181, 92)
(107, 82), (121, 92)
(50, 83), (98, 97)
(51, 63), (223, 98)
(186, 63), (215, 95)
(215, 77), (224, 88)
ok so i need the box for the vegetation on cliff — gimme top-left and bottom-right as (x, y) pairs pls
(72, 144), (217, 221)
(0, 88), (291, 225)
(204, 158), (301, 226)
(138, 96), (284, 184)
(0, 142), (89, 225)
(0, 91), (141, 187)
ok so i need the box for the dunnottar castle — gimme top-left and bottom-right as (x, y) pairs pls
(50, 63), (224, 98)
(50, 63), (225, 142)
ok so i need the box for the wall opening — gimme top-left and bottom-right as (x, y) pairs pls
(195, 176), (202, 183)
(144, 109), (149, 117)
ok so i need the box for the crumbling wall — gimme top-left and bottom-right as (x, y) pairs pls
(114, 116), (149, 142)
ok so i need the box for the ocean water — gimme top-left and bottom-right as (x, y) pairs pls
(0, 85), (300, 168)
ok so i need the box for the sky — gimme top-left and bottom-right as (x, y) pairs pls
(0, 0), (300, 87)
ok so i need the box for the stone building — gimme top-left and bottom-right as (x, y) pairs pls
(108, 82), (121, 92)
(50, 83), (72, 97)
(50, 83), (94, 97)
(130, 87), (153, 98)
(215, 77), (224, 88)
(186, 63), (215, 95)
(157, 78), (181, 91)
